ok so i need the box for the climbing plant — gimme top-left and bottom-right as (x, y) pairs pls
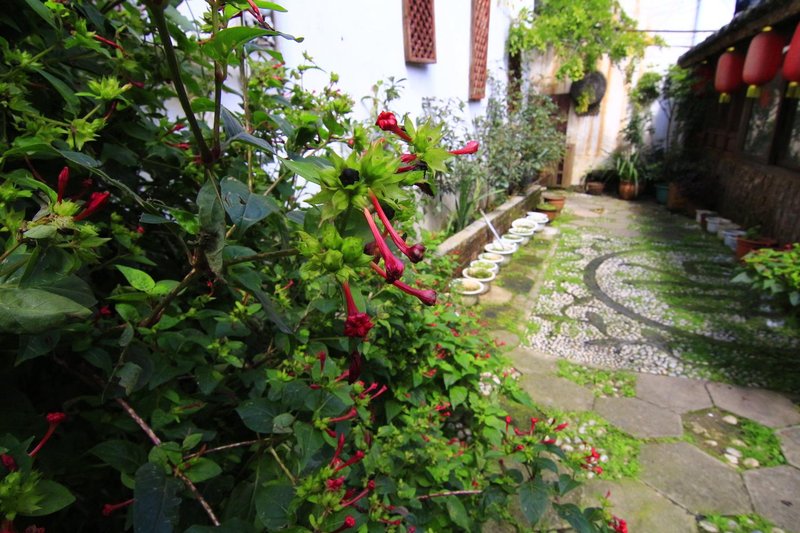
(507, 0), (661, 82)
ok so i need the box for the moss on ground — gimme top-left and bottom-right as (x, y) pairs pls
(556, 360), (636, 398)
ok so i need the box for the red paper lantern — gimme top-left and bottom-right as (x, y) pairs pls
(783, 21), (800, 98)
(692, 63), (714, 94)
(743, 27), (785, 97)
(715, 48), (745, 103)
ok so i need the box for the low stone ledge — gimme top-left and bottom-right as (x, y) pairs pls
(435, 185), (542, 269)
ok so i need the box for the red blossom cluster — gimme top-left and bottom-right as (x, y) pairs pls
(609, 515), (628, 533)
(582, 447), (603, 475)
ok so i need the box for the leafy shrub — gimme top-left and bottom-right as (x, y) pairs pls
(734, 244), (800, 311)
(0, 1), (623, 531)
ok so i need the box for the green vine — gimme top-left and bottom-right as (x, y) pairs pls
(507, 0), (662, 81)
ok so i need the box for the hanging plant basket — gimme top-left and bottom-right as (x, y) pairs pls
(569, 72), (607, 115)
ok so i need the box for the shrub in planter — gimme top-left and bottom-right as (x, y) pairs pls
(733, 243), (800, 311)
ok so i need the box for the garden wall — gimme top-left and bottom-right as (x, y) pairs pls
(711, 154), (800, 244)
(436, 185), (542, 270)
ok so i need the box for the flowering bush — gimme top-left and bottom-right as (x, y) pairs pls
(734, 244), (800, 312)
(0, 0), (623, 531)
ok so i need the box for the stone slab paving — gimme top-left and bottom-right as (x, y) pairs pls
(777, 427), (800, 468)
(636, 373), (713, 414)
(490, 330), (520, 350)
(480, 285), (514, 305)
(595, 396), (684, 438)
(744, 466), (800, 532)
(506, 346), (558, 376)
(515, 372), (595, 412)
(572, 479), (696, 533)
(706, 382), (800, 428)
(640, 442), (752, 515)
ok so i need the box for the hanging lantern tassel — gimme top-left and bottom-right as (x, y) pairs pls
(783, 21), (800, 98)
(715, 47), (745, 104)
(743, 27), (785, 98)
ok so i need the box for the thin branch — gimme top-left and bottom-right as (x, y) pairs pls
(139, 267), (198, 328)
(0, 240), (23, 264)
(115, 398), (221, 526)
(269, 446), (297, 485)
(224, 248), (298, 266)
(417, 490), (483, 500)
(183, 440), (259, 460)
(148, 6), (212, 164)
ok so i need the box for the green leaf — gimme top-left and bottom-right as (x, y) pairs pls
(22, 0), (56, 29)
(203, 27), (301, 63)
(0, 287), (91, 334)
(133, 463), (181, 533)
(235, 398), (282, 433)
(554, 503), (595, 533)
(519, 480), (549, 525)
(17, 332), (60, 364)
(116, 265), (156, 292)
(58, 149), (101, 169)
(220, 177), (278, 233)
(182, 458), (222, 483)
(197, 179), (226, 275)
(255, 482), (294, 529)
(34, 69), (80, 112)
(24, 481), (75, 516)
(449, 386), (468, 409)
(23, 225), (56, 240)
(445, 496), (471, 530)
(91, 439), (147, 474)
(281, 158), (322, 184)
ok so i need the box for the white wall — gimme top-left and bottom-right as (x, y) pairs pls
(273, 0), (529, 124)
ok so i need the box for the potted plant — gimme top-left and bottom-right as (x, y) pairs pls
(534, 202), (559, 221)
(543, 192), (566, 211)
(735, 226), (777, 260)
(614, 150), (640, 200)
(463, 267), (497, 283)
(582, 168), (611, 195)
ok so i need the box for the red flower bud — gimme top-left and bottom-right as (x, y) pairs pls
(73, 192), (110, 222)
(29, 412), (67, 458)
(56, 167), (69, 203)
(400, 153), (417, 163)
(363, 208), (404, 283)
(449, 140), (479, 155)
(375, 111), (411, 142)
(101, 499), (134, 517)
(1, 454), (17, 472)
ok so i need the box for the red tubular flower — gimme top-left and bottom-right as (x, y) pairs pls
(56, 167), (69, 203)
(362, 208), (404, 283)
(449, 140), (479, 155)
(329, 407), (357, 425)
(348, 351), (362, 384)
(326, 476), (345, 492)
(368, 191), (425, 263)
(1, 454), (17, 472)
(329, 433), (346, 466)
(400, 153), (417, 163)
(505, 415), (512, 433)
(369, 262), (436, 305)
(340, 480), (375, 508)
(93, 34), (124, 51)
(341, 282), (374, 338)
(318, 351), (327, 373)
(73, 192), (110, 222)
(375, 111), (411, 142)
(554, 422), (569, 432)
(331, 515), (356, 533)
(609, 516), (628, 533)
(102, 499), (134, 517)
(29, 413), (66, 458)
(333, 450), (365, 473)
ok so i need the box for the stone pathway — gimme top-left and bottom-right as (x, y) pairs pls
(479, 193), (800, 532)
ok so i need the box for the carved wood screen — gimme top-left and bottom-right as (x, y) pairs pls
(402, 0), (437, 63)
(469, 0), (491, 100)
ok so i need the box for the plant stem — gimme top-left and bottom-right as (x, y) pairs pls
(224, 248), (298, 266)
(149, 6), (212, 164)
(417, 489), (482, 500)
(116, 398), (221, 526)
(0, 241), (23, 264)
(139, 267), (199, 328)
(269, 446), (297, 485)
(211, 1), (225, 154)
(183, 440), (259, 460)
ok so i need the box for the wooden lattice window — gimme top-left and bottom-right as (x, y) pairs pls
(403, 0), (436, 64)
(469, 0), (491, 100)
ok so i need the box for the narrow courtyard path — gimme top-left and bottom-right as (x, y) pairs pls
(479, 193), (800, 532)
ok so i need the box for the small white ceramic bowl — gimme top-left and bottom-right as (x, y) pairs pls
(463, 267), (497, 283)
(469, 260), (499, 273)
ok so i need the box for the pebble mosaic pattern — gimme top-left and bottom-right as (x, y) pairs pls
(525, 201), (800, 391)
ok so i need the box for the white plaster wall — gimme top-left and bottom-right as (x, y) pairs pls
(273, 0), (529, 124)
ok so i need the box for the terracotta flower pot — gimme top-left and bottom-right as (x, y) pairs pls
(618, 182), (637, 201)
(586, 182), (604, 195)
(535, 208), (558, 221)
(543, 194), (566, 211)
(735, 236), (776, 260)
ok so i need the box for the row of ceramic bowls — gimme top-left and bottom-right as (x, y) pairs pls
(451, 211), (559, 296)
(694, 209), (745, 250)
